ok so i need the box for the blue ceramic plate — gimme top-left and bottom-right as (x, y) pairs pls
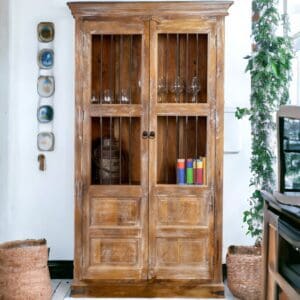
(37, 132), (55, 151)
(38, 49), (54, 69)
(37, 22), (55, 43)
(37, 76), (55, 97)
(37, 105), (54, 123)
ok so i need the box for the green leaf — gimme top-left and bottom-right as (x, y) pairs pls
(235, 107), (250, 119)
(271, 62), (279, 77)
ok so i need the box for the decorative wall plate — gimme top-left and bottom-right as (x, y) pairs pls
(37, 22), (55, 43)
(37, 105), (54, 123)
(37, 132), (55, 151)
(37, 76), (55, 97)
(38, 49), (54, 69)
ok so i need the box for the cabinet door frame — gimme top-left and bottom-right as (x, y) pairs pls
(148, 18), (220, 280)
(74, 19), (150, 281)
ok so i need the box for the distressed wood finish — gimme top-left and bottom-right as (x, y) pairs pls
(69, 1), (232, 297)
(68, 2), (232, 18)
(148, 18), (217, 280)
(214, 15), (225, 282)
(78, 18), (149, 281)
(71, 281), (225, 298)
(73, 18), (84, 284)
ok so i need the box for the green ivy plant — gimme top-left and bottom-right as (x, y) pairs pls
(236, 0), (293, 244)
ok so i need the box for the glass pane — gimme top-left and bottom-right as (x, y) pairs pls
(157, 34), (208, 104)
(91, 35), (142, 104)
(91, 117), (141, 185)
(284, 152), (300, 190)
(157, 116), (207, 184)
(281, 118), (300, 191)
(283, 118), (300, 151)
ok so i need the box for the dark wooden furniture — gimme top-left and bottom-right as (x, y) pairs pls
(263, 106), (300, 299)
(263, 193), (300, 300)
(68, 2), (232, 297)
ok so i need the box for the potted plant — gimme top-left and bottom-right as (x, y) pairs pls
(226, 0), (293, 299)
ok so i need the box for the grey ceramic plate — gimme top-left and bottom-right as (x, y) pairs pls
(38, 22), (55, 43)
(37, 49), (54, 69)
(37, 76), (55, 97)
(37, 132), (55, 151)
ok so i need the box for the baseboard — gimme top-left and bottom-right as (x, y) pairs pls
(48, 260), (73, 279)
(48, 261), (227, 281)
(222, 263), (227, 280)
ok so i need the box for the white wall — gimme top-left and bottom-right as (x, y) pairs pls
(223, 0), (254, 258)
(0, 0), (10, 243)
(0, 0), (253, 260)
(4, 0), (75, 259)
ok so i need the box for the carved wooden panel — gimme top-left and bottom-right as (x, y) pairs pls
(90, 197), (140, 226)
(158, 196), (208, 226)
(157, 239), (178, 264)
(157, 238), (208, 265)
(90, 238), (139, 266)
(180, 239), (208, 264)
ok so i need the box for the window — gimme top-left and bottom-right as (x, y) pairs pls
(287, 0), (300, 105)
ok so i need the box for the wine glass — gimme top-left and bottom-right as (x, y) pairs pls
(170, 76), (184, 101)
(119, 88), (129, 104)
(188, 77), (201, 103)
(91, 95), (98, 104)
(157, 77), (167, 103)
(103, 89), (113, 104)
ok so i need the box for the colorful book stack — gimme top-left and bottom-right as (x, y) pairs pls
(176, 157), (206, 185)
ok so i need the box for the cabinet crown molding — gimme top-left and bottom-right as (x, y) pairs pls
(67, 1), (233, 19)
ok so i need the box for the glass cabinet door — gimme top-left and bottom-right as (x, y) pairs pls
(148, 19), (217, 280)
(80, 21), (149, 280)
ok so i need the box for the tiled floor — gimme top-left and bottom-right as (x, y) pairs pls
(52, 280), (238, 300)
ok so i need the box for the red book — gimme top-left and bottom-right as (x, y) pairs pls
(196, 159), (203, 185)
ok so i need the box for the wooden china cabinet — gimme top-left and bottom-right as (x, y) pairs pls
(68, 1), (232, 297)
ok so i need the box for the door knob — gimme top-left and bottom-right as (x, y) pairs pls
(149, 131), (155, 139)
(142, 131), (148, 139)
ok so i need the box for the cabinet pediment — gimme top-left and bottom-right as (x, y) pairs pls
(68, 1), (233, 19)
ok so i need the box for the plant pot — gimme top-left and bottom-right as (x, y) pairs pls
(0, 239), (52, 300)
(226, 245), (262, 300)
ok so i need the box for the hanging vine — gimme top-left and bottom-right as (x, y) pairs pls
(236, 0), (293, 243)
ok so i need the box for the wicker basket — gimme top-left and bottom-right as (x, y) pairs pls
(226, 245), (262, 300)
(0, 239), (52, 300)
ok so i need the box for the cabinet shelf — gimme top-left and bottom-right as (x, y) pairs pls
(156, 184), (208, 187)
(154, 103), (210, 116)
(89, 104), (143, 117)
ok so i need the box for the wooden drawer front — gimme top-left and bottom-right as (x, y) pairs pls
(90, 197), (140, 227)
(158, 196), (209, 226)
(90, 238), (139, 266)
(157, 238), (209, 266)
